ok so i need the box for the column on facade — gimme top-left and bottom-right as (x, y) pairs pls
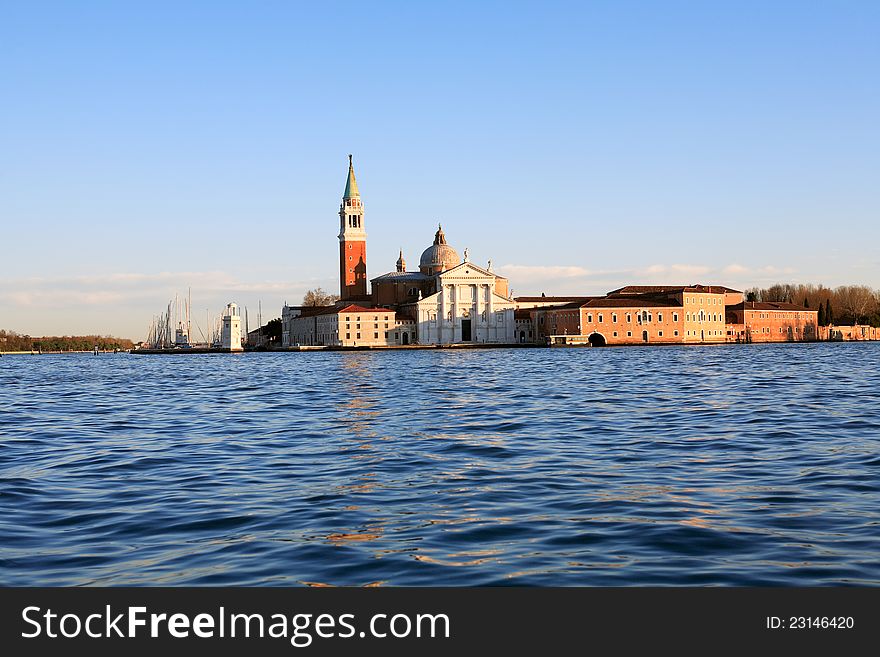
(451, 285), (458, 342)
(486, 283), (493, 339)
(438, 287), (445, 343)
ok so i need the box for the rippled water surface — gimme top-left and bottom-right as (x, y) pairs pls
(2, 343), (879, 586)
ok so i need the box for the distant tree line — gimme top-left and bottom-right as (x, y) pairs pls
(0, 330), (135, 352)
(744, 284), (880, 327)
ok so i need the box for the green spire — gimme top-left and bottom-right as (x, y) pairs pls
(343, 154), (360, 199)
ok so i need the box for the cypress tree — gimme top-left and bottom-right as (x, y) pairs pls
(825, 299), (834, 326)
(804, 297), (809, 308)
(818, 303), (825, 327)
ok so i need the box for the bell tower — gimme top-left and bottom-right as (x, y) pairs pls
(339, 154), (367, 300)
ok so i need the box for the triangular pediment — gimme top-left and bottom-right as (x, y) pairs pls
(437, 261), (500, 280)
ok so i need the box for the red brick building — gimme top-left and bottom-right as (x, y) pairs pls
(523, 285), (739, 346)
(725, 301), (818, 343)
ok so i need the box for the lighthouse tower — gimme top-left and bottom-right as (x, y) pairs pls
(221, 303), (243, 351)
(339, 155), (368, 301)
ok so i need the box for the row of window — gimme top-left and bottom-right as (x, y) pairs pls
(685, 296), (723, 306)
(750, 312), (808, 319)
(427, 311), (505, 323)
(685, 312), (722, 323)
(345, 315), (391, 322)
(611, 330), (682, 338)
(340, 331), (411, 341)
(585, 311), (680, 324)
(340, 323), (388, 330)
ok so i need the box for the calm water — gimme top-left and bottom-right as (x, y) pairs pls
(1, 343), (879, 586)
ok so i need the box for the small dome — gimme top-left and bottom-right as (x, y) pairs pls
(420, 225), (460, 273)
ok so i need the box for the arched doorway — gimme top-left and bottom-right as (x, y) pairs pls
(642, 330), (648, 343)
(402, 332), (409, 345)
(519, 331), (525, 343)
(588, 332), (606, 347)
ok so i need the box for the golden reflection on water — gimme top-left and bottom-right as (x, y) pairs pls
(301, 580), (385, 588)
(413, 548), (501, 567)
(325, 527), (384, 545)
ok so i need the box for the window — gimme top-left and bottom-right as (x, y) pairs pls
(447, 311), (453, 322)
(658, 313), (663, 322)
(674, 330), (679, 336)
(658, 331), (663, 337)
(374, 332), (378, 339)
(356, 323), (360, 329)
(587, 314), (593, 323)
(626, 313), (632, 323)
(613, 331), (618, 337)
(598, 314), (603, 323)
(673, 313), (678, 322)
(612, 313), (617, 323)
(626, 331), (632, 337)
(356, 332), (361, 339)
(346, 333), (350, 339)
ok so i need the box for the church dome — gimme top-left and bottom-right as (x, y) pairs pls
(419, 225), (460, 274)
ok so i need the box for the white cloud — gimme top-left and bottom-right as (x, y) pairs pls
(496, 264), (594, 280)
(642, 264), (711, 276)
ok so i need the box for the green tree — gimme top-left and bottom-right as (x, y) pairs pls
(825, 299), (833, 326)
(818, 303), (825, 327)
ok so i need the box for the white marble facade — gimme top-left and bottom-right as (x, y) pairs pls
(413, 262), (515, 344)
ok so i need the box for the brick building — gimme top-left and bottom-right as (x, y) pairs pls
(725, 301), (818, 342)
(286, 304), (415, 347)
(522, 285), (740, 346)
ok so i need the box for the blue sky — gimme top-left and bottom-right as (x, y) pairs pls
(2, 1), (878, 338)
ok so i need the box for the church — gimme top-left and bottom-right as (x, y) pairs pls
(282, 156), (516, 347)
